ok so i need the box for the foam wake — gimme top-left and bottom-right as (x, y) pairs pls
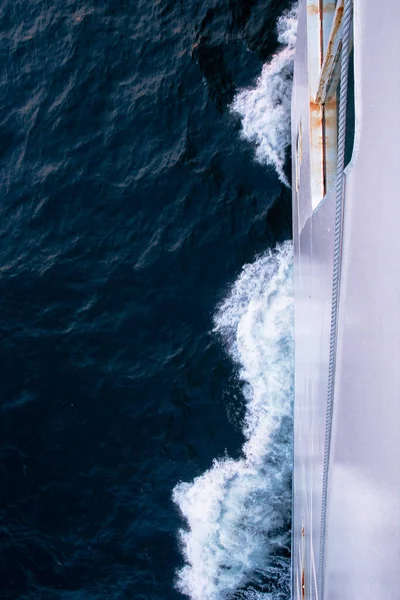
(172, 242), (294, 600)
(231, 7), (298, 186)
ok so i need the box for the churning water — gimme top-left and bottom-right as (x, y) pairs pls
(173, 243), (294, 600)
(231, 8), (298, 186)
(172, 8), (297, 600)
(0, 1), (296, 599)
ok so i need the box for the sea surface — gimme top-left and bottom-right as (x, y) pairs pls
(0, 1), (295, 599)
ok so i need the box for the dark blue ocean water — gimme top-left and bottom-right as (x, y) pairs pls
(0, 1), (293, 599)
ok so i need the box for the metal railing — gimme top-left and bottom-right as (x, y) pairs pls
(317, 1), (354, 599)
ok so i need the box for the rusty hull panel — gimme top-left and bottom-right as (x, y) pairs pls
(315, 0), (344, 104)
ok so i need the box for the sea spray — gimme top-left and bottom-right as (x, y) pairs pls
(231, 7), (298, 186)
(172, 242), (294, 600)
(173, 4), (297, 597)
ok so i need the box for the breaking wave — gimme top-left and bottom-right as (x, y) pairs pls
(172, 242), (294, 600)
(172, 5), (297, 599)
(231, 6), (298, 186)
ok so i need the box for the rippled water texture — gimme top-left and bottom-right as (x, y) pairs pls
(0, 1), (293, 599)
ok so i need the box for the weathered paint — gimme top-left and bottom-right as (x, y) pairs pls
(315, 0), (344, 104)
(323, 96), (338, 192)
(307, 4), (320, 17)
(322, 1), (336, 59)
(306, 0), (338, 210)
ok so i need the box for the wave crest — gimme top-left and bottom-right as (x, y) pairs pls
(231, 7), (298, 186)
(172, 242), (294, 600)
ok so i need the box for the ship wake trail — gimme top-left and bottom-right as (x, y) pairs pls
(172, 242), (294, 600)
(231, 6), (298, 186)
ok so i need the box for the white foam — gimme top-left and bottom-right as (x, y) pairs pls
(172, 242), (294, 600)
(231, 7), (298, 186)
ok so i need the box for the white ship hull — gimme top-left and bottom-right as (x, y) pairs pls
(291, 1), (400, 598)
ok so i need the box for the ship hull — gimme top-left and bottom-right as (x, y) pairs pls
(291, 1), (400, 598)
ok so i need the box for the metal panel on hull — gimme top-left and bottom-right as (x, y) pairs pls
(291, 0), (400, 598)
(324, 0), (400, 596)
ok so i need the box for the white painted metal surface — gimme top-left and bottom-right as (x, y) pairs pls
(291, 1), (400, 598)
